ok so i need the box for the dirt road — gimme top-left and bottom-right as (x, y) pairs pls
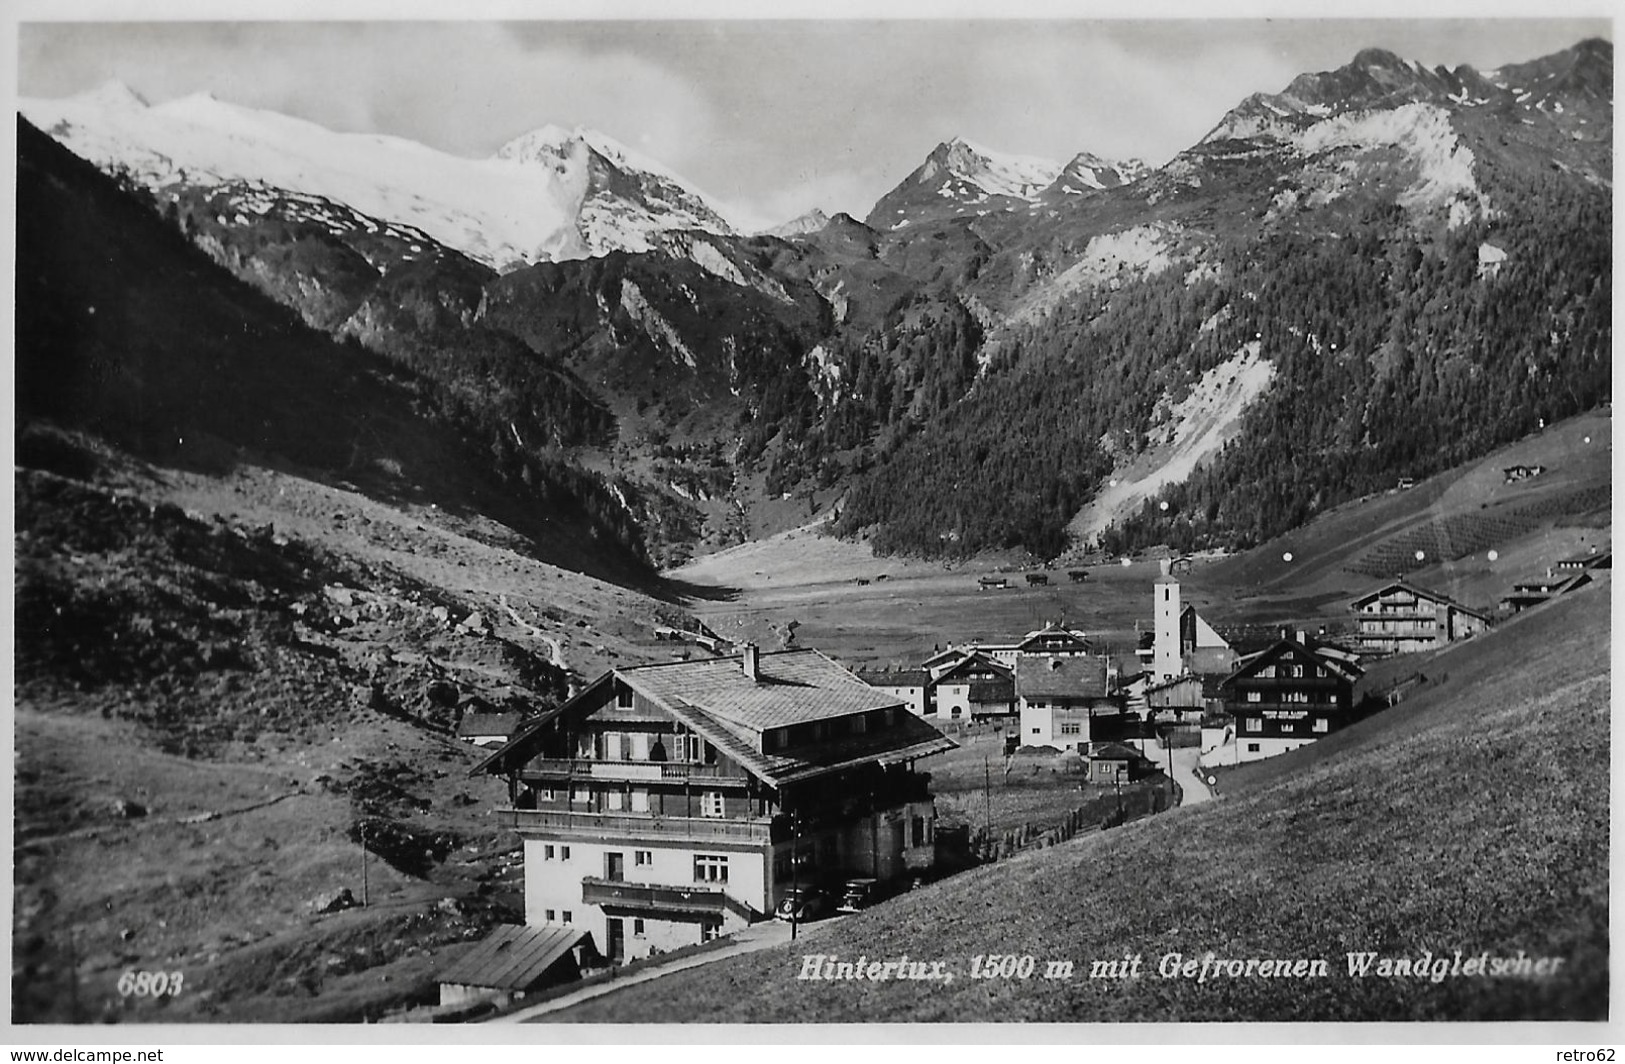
(1168, 744), (1213, 806)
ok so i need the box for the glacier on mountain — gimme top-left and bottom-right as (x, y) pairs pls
(21, 83), (736, 270)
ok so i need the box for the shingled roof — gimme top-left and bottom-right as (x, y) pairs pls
(855, 668), (933, 689)
(625, 649), (903, 732)
(1015, 655), (1110, 700)
(456, 712), (523, 739)
(474, 649), (953, 787)
(437, 923), (586, 992)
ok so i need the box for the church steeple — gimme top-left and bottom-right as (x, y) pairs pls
(1152, 558), (1181, 682)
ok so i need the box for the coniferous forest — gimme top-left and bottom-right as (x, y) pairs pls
(827, 175), (1611, 559)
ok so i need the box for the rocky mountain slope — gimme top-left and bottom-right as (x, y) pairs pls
(14, 115), (716, 1023)
(22, 85), (737, 270)
(20, 39), (1613, 566)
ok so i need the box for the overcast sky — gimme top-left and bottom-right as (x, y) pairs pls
(15, 10), (1611, 230)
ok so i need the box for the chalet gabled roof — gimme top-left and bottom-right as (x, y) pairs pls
(934, 650), (1013, 684)
(1220, 637), (1365, 689)
(920, 646), (968, 671)
(1017, 623), (1090, 652)
(1351, 579), (1492, 621)
(473, 650), (954, 787)
(624, 649), (903, 732)
(1015, 655), (1109, 700)
(1088, 741), (1150, 763)
(436, 923), (587, 991)
(855, 668), (933, 689)
(472, 676), (604, 777)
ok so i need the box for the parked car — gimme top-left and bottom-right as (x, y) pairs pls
(836, 877), (879, 914)
(775, 884), (831, 922)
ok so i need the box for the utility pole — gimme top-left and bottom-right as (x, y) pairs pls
(870, 786), (880, 880)
(983, 755), (992, 848)
(67, 925), (80, 1022)
(789, 812), (801, 942)
(1166, 736), (1174, 807)
(360, 820), (369, 907)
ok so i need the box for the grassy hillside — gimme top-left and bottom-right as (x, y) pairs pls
(12, 116), (711, 1023)
(16, 117), (651, 586)
(1199, 407), (1612, 601)
(550, 584), (1608, 1022)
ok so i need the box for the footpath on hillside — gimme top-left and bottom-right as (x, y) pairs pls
(1168, 743), (1213, 805)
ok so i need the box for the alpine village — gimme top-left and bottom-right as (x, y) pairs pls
(14, 26), (1611, 1027)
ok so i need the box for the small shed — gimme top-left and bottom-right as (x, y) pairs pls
(437, 923), (591, 1010)
(1087, 741), (1154, 785)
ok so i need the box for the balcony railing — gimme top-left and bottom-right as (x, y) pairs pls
(1235, 676), (1344, 689)
(580, 876), (736, 916)
(519, 758), (749, 785)
(499, 807), (777, 843)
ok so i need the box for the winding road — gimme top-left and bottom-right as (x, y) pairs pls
(1167, 742), (1214, 806)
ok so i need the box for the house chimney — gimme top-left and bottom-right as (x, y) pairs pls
(742, 643), (760, 682)
(1296, 630), (1308, 644)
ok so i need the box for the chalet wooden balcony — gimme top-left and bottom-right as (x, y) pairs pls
(580, 876), (751, 919)
(519, 758), (751, 786)
(1234, 676), (1345, 690)
(1235, 701), (1344, 714)
(499, 807), (778, 844)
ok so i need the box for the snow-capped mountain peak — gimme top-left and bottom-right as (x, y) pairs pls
(920, 137), (1063, 200)
(867, 136), (1151, 228)
(75, 79), (149, 111)
(21, 87), (736, 269)
(762, 207), (831, 238)
(1047, 150), (1149, 195)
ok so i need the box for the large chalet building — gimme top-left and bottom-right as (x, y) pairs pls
(931, 651), (1016, 721)
(1202, 632), (1365, 765)
(474, 647), (953, 964)
(1016, 655), (1123, 751)
(1351, 580), (1492, 655)
(921, 623), (1091, 671)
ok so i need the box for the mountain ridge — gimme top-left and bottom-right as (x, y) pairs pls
(21, 86), (739, 270)
(19, 37), (1612, 566)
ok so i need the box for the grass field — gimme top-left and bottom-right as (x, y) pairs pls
(671, 408), (1611, 670)
(546, 584), (1608, 1022)
(917, 726), (1163, 839)
(1200, 408), (1612, 602)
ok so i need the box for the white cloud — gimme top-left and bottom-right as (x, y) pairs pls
(22, 23), (721, 164)
(718, 167), (893, 232)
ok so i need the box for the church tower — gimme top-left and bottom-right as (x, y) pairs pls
(1152, 558), (1181, 682)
